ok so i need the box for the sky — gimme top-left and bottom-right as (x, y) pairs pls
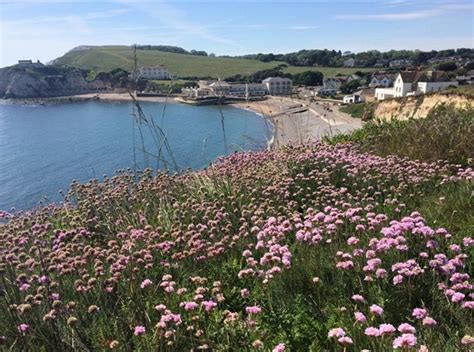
(0, 0), (473, 67)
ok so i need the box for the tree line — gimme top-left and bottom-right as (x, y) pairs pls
(133, 45), (473, 69)
(225, 65), (324, 86)
(239, 48), (474, 68)
(135, 45), (212, 57)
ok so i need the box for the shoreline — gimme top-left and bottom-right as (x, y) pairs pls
(0, 92), (177, 106)
(231, 97), (362, 147)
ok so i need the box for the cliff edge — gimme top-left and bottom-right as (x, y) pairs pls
(0, 64), (108, 99)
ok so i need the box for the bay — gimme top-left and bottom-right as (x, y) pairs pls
(0, 100), (271, 210)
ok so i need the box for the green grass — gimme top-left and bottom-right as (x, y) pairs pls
(326, 104), (474, 166)
(340, 103), (369, 119)
(444, 84), (474, 98)
(54, 46), (374, 79)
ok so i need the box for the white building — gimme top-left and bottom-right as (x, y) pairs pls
(17, 60), (44, 68)
(317, 88), (337, 97)
(375, 88), (396, 100)
(343, 94), (362, 104)
(229, 83), (267, 97)
(389, 59), (413, 68)
(343, 58), (355, 67)
(375, 71), (458, 101)
(369, 74), (395, 88)
(183, 79), (270, 98)
(208, 81), (267, 98)
(262, 77), (293, 95)
(139, 65), (170, 80)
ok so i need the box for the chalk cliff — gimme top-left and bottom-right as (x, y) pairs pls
(0, 64), (108, 98)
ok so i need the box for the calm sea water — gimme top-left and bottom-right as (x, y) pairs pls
(0, 100), (271, 210)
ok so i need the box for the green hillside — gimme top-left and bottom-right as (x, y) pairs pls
(54, 46), (373, 79)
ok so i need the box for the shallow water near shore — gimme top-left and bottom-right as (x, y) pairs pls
(0, 100), (271, 210)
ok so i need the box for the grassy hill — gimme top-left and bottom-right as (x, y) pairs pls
(53, 46), (374, 79)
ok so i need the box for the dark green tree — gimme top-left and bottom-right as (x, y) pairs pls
(292, 71), (323, 86)
(340, 79), (361, 94)
(437, 62), (458, 71)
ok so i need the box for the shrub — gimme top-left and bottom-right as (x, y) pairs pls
(326, 104), (474, 166)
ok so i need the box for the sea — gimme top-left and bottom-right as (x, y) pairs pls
(0, 100), (271, 210)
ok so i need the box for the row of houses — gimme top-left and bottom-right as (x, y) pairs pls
(337, 57), (471, 69)
(322, 72), (404, 92)
(183, 77), (293, 99)
(375, 70), (458, 100)
(340, 58), (414, 69)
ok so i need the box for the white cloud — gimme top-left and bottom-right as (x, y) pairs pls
(113, 0), (245, 49)
(336, 2), (473, 21)
(336, 9), (442, 20)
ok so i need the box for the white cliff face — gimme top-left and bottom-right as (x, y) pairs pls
(0, 65), (108, 98)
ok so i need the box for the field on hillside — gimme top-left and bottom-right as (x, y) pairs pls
(53, 46), (373, 79)
(1, 105), (473, 351)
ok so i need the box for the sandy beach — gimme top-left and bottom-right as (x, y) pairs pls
(232, 97), (362, 147)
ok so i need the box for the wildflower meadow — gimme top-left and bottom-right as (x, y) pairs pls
(0, 141), (473, 351)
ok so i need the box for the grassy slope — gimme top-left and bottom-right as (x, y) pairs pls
(339, 103), (367, 119)
(326, 105), (474, 166)
(1, 103), (474, 350)
(54, 46), (373, 79)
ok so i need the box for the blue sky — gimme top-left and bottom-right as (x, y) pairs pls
(1, 0), (473, 67)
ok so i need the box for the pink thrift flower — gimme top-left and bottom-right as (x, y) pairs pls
(140, 279), (152, 289)
(242, 250), (253, 257)
(379, 323), (396, 335)
(19, 283), (30, 292)
(164, 286), (174, 293)
(347, 236), (359, 246)
(241, 288), (250, 298)
(338, 336), (353, 345)
(155, 304), (166, 312)
(201, 300), (217, 313)
(17, 324), (29, 334)
(398, 323), (416, 334)
(369, 304), (384, 316)
(412, 308), (427, 320)
(364, 327), (380, 337)
(451, 292), (465, 303)
(462, 301), (474, 309)
(355, 312), (367, 324)
(422, 317), (437, 327)
(393, 275), (404, 285)
(134, 326), (145, 336)
(393, 333), (417, 349)
(328, 328), (346, 338)
(272, 343), (286, 352)
(245, 305), (262, 315)
(352, 294), (365, 303)
(184, 301), (199, 311)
